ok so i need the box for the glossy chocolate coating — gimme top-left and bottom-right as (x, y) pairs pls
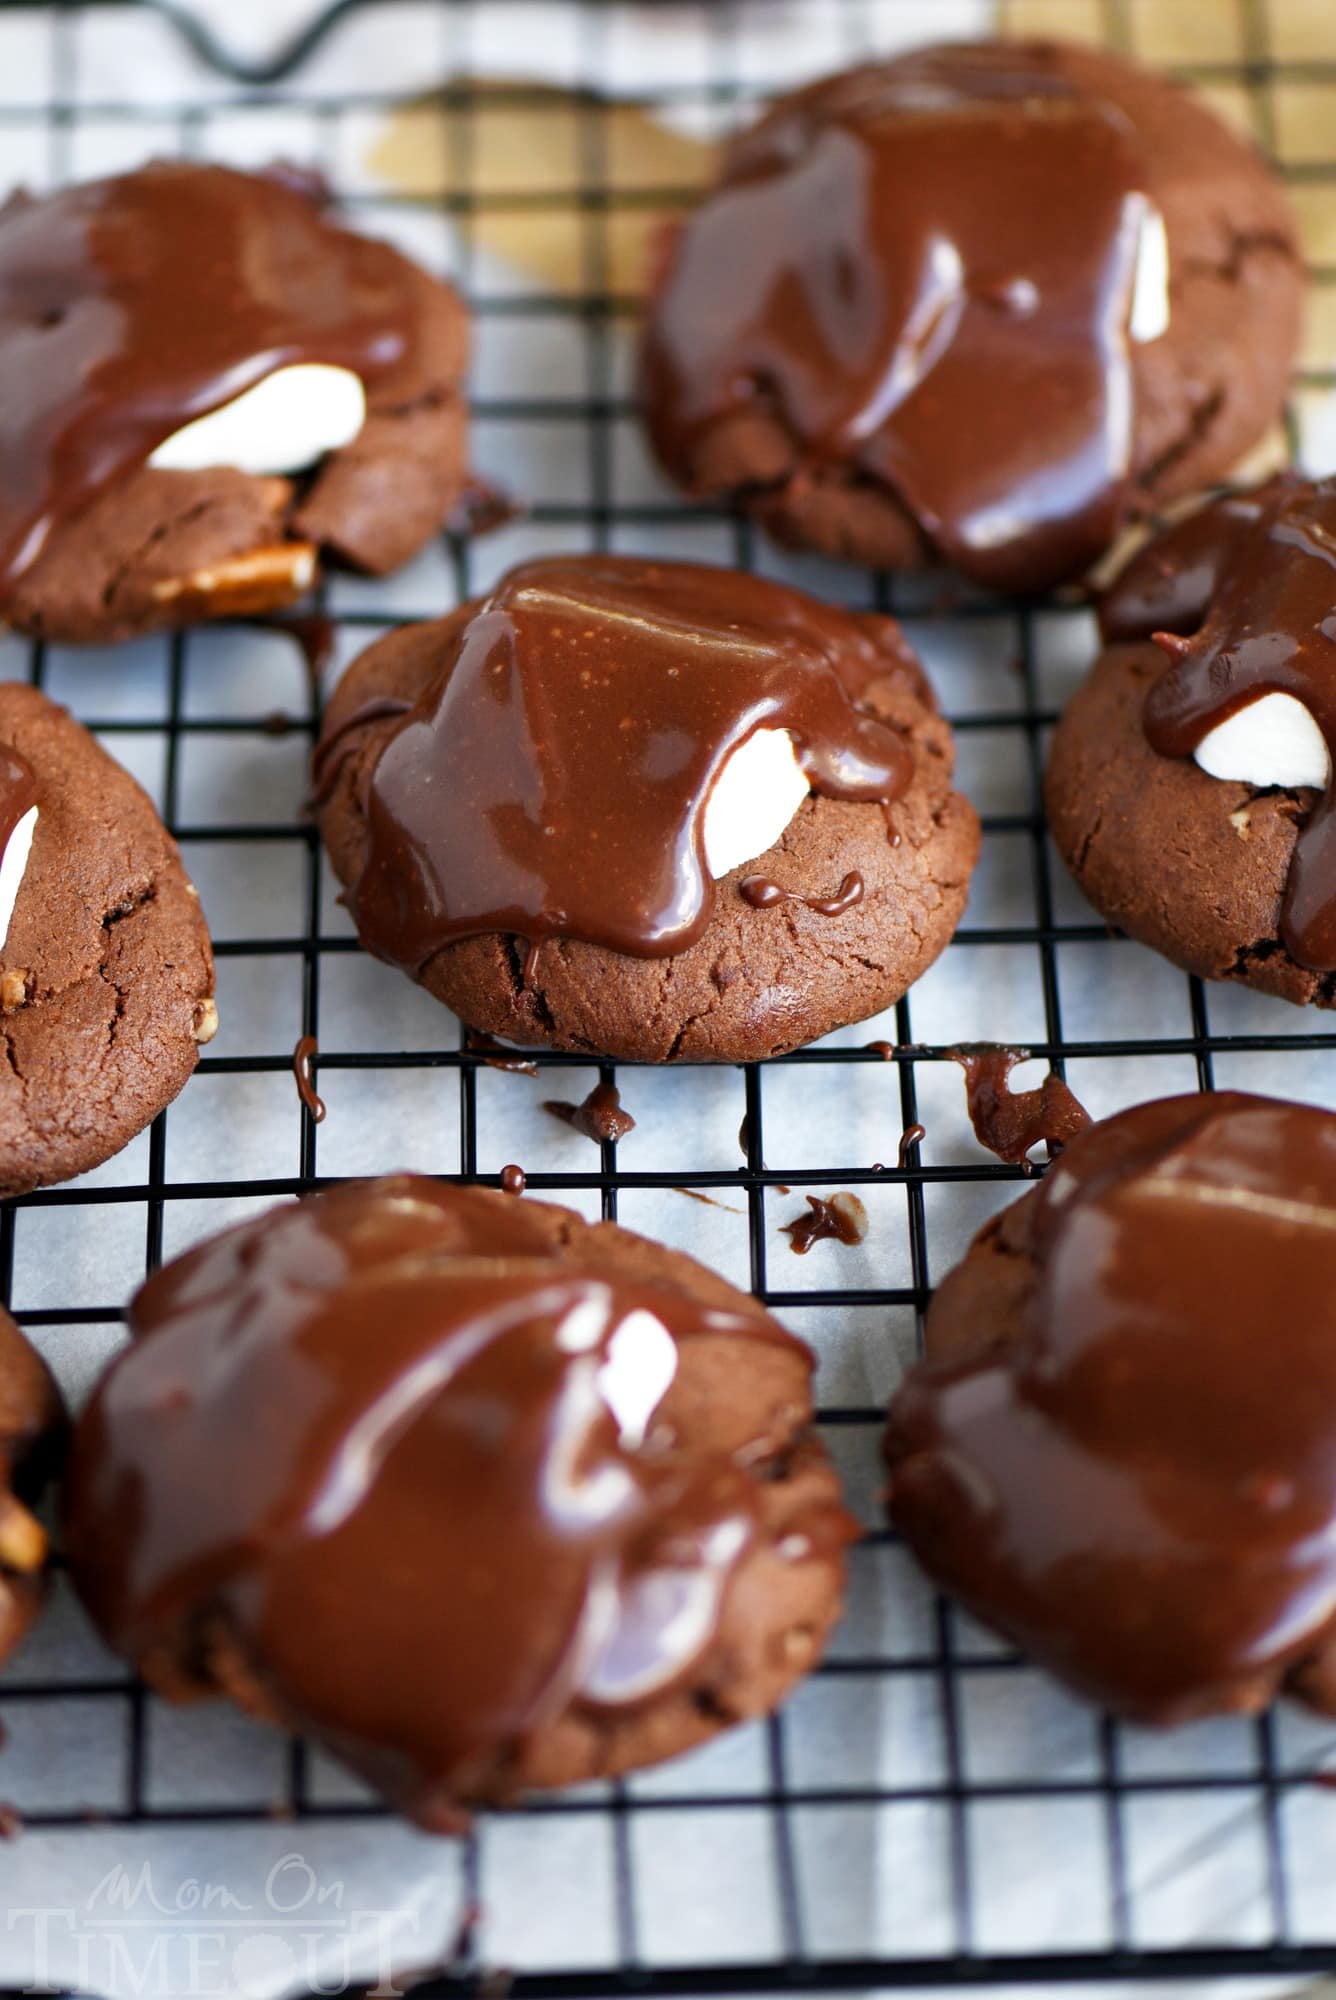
(0, 163), (415, 589)
(887, 1093), (1336, 1721)
(345, 556), (911, 971)
(1099, 477), (1296, 643)
(643, 42), (1152, 595)
(64, 1177), (813, 1821)
(1140, 478), (1336, 969)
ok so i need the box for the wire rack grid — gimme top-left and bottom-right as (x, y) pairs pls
(2, 0), (1336, 1995)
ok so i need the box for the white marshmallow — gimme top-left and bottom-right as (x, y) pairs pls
(147, 363), (366, 476)
(1130, 202), (1170, 345)
(1194, 692), (1330, 792)
(703, 727), (811, 878)
(596, 1310), (679, 1447)
(0, 805), (36, 954)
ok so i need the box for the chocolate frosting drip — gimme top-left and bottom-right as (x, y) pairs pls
(0, 162), (416, 589)
(467, 1030), (540, 1078)
(0, 744), (38, 856)
(64, 1177), (810, 1819)
(1141, 479), (1336, 969)
(346, 556), (910, 970)
(739, 869), (864, 915)
(643, 42), (1152, 595)
(290, 1035), (326, 1125)
(887, 1093), (1336, 1721)
(544, 1082), (636, 1145)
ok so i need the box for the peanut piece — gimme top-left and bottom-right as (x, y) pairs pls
(151, 541), (318, 621)
(0, 1493), (46, 1575)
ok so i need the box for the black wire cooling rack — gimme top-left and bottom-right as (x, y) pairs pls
(3, 0), (1336, 1994)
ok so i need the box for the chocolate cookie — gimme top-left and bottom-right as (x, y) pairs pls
(64, 1176), (853, 1825)
(0, 1309), (64, 1668)
(642, 40), (1303, 597)
(886, 1092), (1336, 1723)
(1047, 475), (1336, 1006)
(0, 162), (472, 644)
(315, 555), (979, 1063)
(0, 683), (216, 1192)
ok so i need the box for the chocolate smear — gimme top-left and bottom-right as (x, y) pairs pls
(949, 1045), (1090, 1166)
(291, 1035), (327, 1125)
(782, 1192), (868, 1255)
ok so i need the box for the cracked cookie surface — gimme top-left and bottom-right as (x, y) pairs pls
(0, 684), (216, 1191)
(315, 606), (979, 1062)
(641, 40), (1303, 592)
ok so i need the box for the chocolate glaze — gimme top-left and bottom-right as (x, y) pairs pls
(309, 694), (414, 808)
(0, 163), (417, 592)
(1139, 478), (1336, 970)
(886, 1092), (1336, 1721)
(63, 1177), (815, 1824)
(949, 1045), (1090, 1167)
(544, 1081), (636, 1146)
(343, 556), (911, 971)
(0, 745), (38, 859)
(500, 1164), (526, 1195)
(739, 869), (864, 916)
(468, 1032), (540, 1079)
(897, 1123), (926, 1169)
(782, 1192), (868, 1255)
(1099, 477), (1296, 643)
(643, 42), (1153, 595)
(291, 1034), (327, 1125)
